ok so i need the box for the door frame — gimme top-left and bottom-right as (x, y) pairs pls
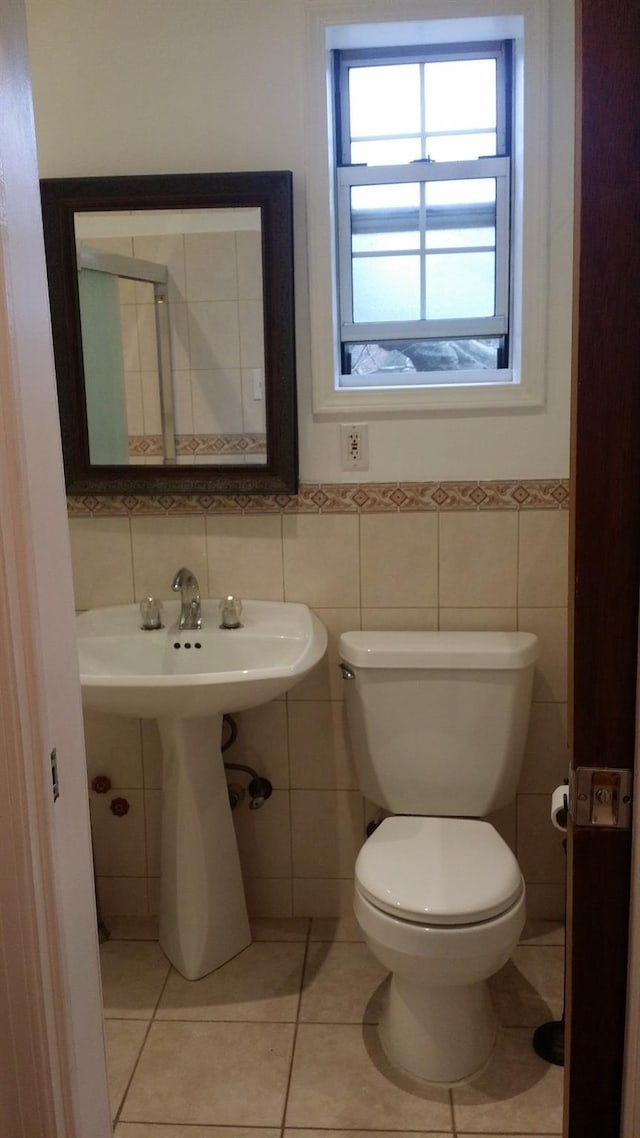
(566, 0), (640, 1134)
(0, 0), (111, 1132)
(0, 247), (73, 1138)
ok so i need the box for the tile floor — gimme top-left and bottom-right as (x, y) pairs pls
(103, 915), (565, 1137)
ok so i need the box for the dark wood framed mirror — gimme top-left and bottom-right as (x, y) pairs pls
(40, 171), (298, 494)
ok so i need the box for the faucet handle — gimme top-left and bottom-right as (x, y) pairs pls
(140, 596), (164, 630)
(219, 595), (243, 629)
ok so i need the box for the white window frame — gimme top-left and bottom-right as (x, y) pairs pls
(305, 0), (551, 414)
(337, 158), (511, 365)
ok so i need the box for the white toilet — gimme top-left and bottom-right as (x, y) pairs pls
(339, 629), (538, 1085)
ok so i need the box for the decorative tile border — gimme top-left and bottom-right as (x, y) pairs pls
(67, 478), (570, 517)
(128, 433), (267, 457)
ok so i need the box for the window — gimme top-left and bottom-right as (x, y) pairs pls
(335, 42), (512, 385)
(305, 4), (552, 414)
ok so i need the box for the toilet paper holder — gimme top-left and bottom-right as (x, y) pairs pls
(570, 767), (633, 830)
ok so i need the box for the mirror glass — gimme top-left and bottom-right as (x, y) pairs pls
(76, 206), (267, 468)
(40, 172), (297, 494)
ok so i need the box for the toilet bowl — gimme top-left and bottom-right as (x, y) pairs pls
(354, 815), (525, 1083)
(338, 630), (538, 1086)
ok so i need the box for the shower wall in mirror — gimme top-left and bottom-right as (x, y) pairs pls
(76, 207), (266, 467)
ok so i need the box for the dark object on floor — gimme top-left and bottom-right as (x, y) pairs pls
(533, 1016), (564, 1066)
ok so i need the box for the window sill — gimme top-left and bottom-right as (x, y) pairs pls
(314, 370), (545, 414)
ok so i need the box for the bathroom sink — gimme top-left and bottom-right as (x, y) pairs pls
(77, 599), (327, 718)
(78, 598), (327, 980)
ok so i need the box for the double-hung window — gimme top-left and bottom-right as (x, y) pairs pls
(335, 41), (512, 386)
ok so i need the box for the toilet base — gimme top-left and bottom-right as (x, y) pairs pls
(379, 972), (498, 1084)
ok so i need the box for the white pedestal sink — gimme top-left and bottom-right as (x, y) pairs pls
(77, 600), (327, 979)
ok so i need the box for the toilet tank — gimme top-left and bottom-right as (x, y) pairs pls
(339, 631), (538, 817)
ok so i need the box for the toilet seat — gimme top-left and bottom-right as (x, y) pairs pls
(356, 815), (523, 926)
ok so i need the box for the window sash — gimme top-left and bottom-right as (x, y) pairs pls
(336, 41), (510, 166)
(337, 157), (510, 345)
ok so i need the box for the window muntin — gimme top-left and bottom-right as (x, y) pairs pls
(335, 41), (512, 385)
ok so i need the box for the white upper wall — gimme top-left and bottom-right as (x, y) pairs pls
(25, 0), (574, 481)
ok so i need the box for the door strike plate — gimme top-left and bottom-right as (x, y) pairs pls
(571, 767), (632, 829)
(51, 747), (60, 802)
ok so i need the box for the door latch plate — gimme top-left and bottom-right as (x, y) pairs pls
(571, 767), (633, 829)
(51, 747), (59, 802)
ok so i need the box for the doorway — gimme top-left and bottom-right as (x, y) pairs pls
(2, 0), (639, 1133)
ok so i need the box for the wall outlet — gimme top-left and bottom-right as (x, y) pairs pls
(340, 423), (369, 470)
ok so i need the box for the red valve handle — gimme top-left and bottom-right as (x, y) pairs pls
(91, 774), (112, 794)
(109, 797), (130, 817)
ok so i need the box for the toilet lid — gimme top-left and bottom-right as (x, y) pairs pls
(356, 816), (523, 925)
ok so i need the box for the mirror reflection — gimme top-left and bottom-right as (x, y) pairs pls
(75, 207), (267, 468)
(40, 171), (297, 495)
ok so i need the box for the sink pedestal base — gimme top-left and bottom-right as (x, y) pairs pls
(157, 714), (250, 980)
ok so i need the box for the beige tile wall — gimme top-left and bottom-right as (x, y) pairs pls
(71, 505), (569, 923)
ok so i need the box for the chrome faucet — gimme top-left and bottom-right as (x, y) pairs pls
(171, 567), (202, 630)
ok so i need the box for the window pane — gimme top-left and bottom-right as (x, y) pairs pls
(353, 231), (420, 253)
(425, 178), (496, 208)
(346, 342), (417, 375)
(345, 338), (503, 374)
(349, 64), (421, 140)
(425, 251), (495, 318)
(425, 227), (495, 250)
(352, 255), (421, 321)
(424, 180), (496, 271)
(424, 59), (496, 134)
(426, 132), (497, 162)
(351, 138), (422, 165)
(351, 182), (420, 214)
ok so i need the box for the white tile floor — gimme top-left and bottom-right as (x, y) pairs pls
(103, 916), (565, 1137)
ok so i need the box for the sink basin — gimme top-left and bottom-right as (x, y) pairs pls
(77, 599), (327, 717)
(78, 598), (327, 980)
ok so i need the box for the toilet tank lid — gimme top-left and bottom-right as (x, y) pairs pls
(339, 630), (538, 669)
